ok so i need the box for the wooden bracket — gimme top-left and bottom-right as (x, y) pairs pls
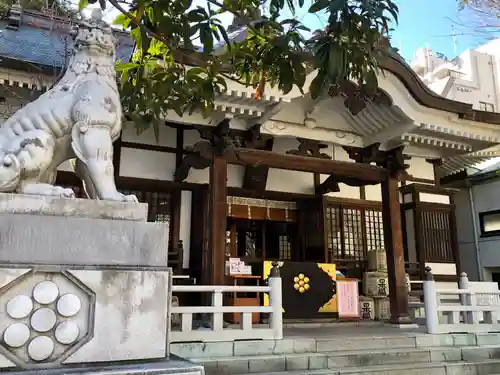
(175, 119), (236, 182)
(242, 124), (274, 191)
(287, 138), (331, 159)
(343, 143), (410, 177)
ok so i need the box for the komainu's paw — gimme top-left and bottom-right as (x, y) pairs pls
(123, 194), (138, 203)
(52, 186), (76, 199)
(19, 184), (76, 198)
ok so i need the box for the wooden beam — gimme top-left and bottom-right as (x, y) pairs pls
(207, 154), (228, 285)
(381, 174), (412, 324)
(242, 138), (274, 191)
(227, 148), (388, 182)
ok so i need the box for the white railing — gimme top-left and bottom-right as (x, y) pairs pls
(170, 275), (282, 342)
(408, 280), (425, 323)
(423, 268), (500, 334)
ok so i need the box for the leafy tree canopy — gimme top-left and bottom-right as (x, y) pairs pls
(79, 0), (398, 131)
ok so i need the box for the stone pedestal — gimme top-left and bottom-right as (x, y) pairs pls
(0, 193), (202, 375)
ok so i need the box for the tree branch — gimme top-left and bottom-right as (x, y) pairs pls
(107, 0), (254, 87)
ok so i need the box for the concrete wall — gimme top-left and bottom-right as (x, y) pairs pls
(454, 179), (500, 281)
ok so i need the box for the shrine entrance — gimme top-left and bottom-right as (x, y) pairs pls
(189, 121), (413, 325)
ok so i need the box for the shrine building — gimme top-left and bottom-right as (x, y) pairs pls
(3, 8), (500, 323)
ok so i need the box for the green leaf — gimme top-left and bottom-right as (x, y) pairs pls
(308, 0), (330, 13)
(187, 67), (206, 76)
(187, 9), (207, 22)
(115, 62), (140, 72)
(112, 13), (131, 28)
(200, 23), (214, 53)
(309, 71), (325, 99)
(78, 0), (88, 10)
(216, 24), (231, 50)
(292, 58), (306, 89)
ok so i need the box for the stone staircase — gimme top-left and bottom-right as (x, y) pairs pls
(171, 328), (500, 375)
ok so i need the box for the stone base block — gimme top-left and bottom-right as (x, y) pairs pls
(0, 265), (172, 370)
(0, 193), (148, 221)
(0, 194), (178, 372)
(0, 214), (169, 267)
(0, 358), (203, 375)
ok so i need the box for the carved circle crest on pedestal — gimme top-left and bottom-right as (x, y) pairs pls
(0, 270), (94, 367)
(54, 321), (80, 345)
(27, 336), (55, 361)
(32, 281), (59, 305)
(30, 308), (57, 332)
(6, 294), (33, 319)
(56, 293), (82, 317)
(3, 323), (30, 348)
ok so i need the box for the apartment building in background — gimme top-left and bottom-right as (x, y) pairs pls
(411, 39), (500, 283)
(410, 39), (500, 114)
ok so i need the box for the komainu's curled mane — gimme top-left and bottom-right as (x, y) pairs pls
(0, 10), (136, 202)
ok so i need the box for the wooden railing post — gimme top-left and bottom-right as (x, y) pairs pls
(268, 262), (283, 340)
(423, 266), (439, 334)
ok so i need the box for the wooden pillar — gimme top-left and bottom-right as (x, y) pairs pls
(208, 154), (228, 285)
(381, 174), (412, 324)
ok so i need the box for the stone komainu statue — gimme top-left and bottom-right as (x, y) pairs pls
(0, 9), (137, 202)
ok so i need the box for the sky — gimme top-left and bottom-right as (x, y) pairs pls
(389, 0), (486, 61)
(102, 0), (489, 62)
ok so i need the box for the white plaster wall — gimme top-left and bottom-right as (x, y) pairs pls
(183, 128), (202, 149)
(321, 146), (361, 199)
(366, 155), (435, 201)
(419, 192), (450, 204)
(122, 122), (177, 148)
(119, 147), (177, 180)
(184, 164), (244, 187)
(425, 262), (456, 275)
(407, 157), (435, 180)
(116, 124), (438, 197)
(265, 138), (316, 194)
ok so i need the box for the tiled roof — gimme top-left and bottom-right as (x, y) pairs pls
(0, 16), (133, 70)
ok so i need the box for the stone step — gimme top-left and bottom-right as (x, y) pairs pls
(196, 345), (500, 375)
(171, 333), (500, 359)
(326, 347), (462, 367)
(195, 347), (467, 374)
(245, 359), (500, 375)
(336, 359), (500, 374)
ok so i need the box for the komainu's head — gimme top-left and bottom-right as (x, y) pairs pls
(71, 9), (117, 58)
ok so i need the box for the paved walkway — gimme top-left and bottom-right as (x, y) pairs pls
(283, 321), (427, 339)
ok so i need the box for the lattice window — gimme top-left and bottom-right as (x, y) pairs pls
(325, 206), (342, 260)
(421, 209), (454, 262)
(343, 208), (363, 260)
(119, 189), (171, 224)
(325, 204), (384, 267)
(365, 209), (384, 252)
(278, 235), (291, 260)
